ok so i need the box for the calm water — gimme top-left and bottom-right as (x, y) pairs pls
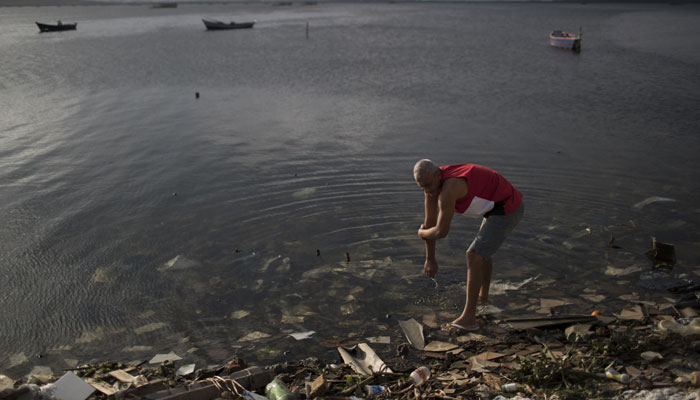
(1, 2), (700, 375)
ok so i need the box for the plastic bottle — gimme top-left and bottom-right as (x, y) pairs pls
(365, 385), (386, 396)
(501, 383), (518, 392)
(266, 378), (298, 400)
(409, 366), (431, 386)
(605, 368), (630, 383)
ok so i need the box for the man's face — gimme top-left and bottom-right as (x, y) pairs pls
(416, 171), (440, 196)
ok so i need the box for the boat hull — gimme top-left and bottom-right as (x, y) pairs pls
(549, 31), (581, 52)
(36, 22), (77, 32)
(202, 19), (255, 30)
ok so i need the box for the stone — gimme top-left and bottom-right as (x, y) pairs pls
(0, 375), (15, 392)
(309, 374), (328, 397)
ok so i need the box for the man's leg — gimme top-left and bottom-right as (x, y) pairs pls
(448, 204), (523, 331)
(479, 258), (493, 304)
(451, 250), (489, 329)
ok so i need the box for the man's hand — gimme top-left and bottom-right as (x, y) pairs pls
(424, 258), (438, 278)
(418, 224), (433, 240)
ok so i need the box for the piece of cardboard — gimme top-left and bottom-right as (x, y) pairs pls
(52, 372), (95, 400)
(398, 318), (424, 350)
(337, 343), (392, 375)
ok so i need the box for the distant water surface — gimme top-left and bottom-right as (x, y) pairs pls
(1, 2), (700, 375)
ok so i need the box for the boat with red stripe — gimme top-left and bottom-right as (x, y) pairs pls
(550, 27), (582, 52)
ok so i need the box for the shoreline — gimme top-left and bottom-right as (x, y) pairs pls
(2, 312), (699, 399)
(1, 0), (695, 8)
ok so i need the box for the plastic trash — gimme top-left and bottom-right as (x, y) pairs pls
(658, 318), (700, 336)
(243, 391), (267, 400)
(501, 383), (518, 392)
(365, 385), (386, 396)
(409, 366), (431, 386)
(266, 378), (298, 400)
(605, 368), (630, 383)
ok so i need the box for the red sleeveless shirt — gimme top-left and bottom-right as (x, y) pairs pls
(439, 164), (522, 217)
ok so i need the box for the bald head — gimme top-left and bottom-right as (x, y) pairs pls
(413, 159), (440, 182)
(413, 159), (442, 195)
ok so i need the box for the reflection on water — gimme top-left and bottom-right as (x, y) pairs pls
(1, 2), (700, 375)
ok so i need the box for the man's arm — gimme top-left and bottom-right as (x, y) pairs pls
(423, 193), (438, 261)
(418, 178), (465, 240)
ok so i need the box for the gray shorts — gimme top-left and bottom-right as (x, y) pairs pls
(468, 203), (524, 260)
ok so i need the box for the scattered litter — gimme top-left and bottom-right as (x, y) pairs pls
(238, 331), (271, 342)
(505, 315), (596, 330)
(409, 366), (430, 386)
(565, 324), (593, 341)
(28, 366), (53, 378)
(365, 384), (386, 396)
(243, 390), (268, 400)
(540, 298), (571, 309)
(658, 318), (700, 336)
(457, 332), (488, 343)
(176, 364), (196, 376)
(292, 187), (316, 198)
(108, 369), (135, 383)
(337, 343), (392, 375)
(50, 372), (95, 400)
(281, 315), (305, 323)
(366, 336), (390, 344)
(632, 196), (676, 210)
(680, 308), (699, 318)
(605, 367), (630, 383)
(641, 351), (663, 362)
(0, 375), (14, 392)
(469, 357), (500, 373)
(134, 322), (168, 335)
(422, 313), (439, 329)
(232, 310), (251, 319)
(501, 382), (518, 392)
(149, 352), (183, 364)
(605, 265), (643, 276)
(646, 237), (677, 269)
(266, 378), (296, 400)
(423, 341), (458, 352)
(158, 255), (201, 272)
(290, 331), (315, 340)
(616, 305), (645, 321)
(8, 353), (28, 368)
(479, 304), (504, 315)
(581, 294), (606, 303)
(399, 318), (425, 350)
(489, 275), (539, 295)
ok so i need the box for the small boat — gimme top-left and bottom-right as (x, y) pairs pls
(202, 18), (255, 31)
(151, 2), (177, 8)
(550, 27), (582, 52)
(36, 21), (77, 33)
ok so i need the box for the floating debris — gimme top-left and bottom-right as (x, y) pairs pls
(646, 237), (676, 269)
(238, 331), (271, 342)
(149, 351), (182, 364)
(289, 331), (315, 340)
(632, 196), (676, 210)
(158, 255), (201, 272)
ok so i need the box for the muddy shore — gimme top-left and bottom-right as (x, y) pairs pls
(3, 302), (700, 400)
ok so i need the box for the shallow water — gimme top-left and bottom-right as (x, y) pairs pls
(1, 2), (700, 375)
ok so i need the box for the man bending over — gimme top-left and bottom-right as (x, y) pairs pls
(414, 159), (524, 332)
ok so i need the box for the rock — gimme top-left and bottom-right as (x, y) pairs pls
(0, 374), (15, 392)
(691, 371), (700, 387)
(309, 374), (327, 397)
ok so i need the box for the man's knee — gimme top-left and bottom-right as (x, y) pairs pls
(466, 250), (487, 265)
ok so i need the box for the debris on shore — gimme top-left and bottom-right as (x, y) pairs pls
(3, 306), (700, 400)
